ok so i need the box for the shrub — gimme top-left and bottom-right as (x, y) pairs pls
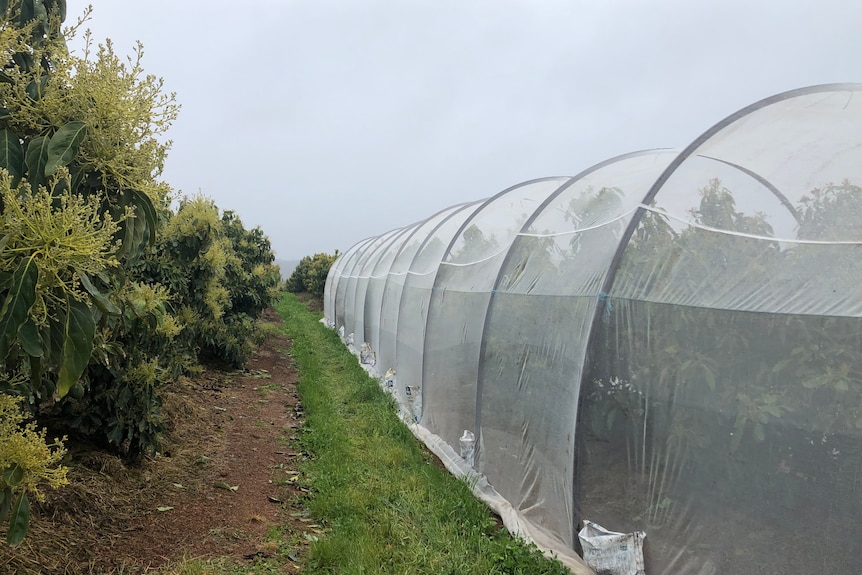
(67, 281), (181, 458)
(133, 198), (281, 370)
(221, 210), (282, 318)
(0, 0), (279, 471)
(0, 2), (177, 412)
(287, 251), (339, 297)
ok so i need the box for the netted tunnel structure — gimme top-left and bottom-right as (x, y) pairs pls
(323, 84), (862, 574)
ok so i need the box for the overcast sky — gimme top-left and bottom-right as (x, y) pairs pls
(69, 1), (861, 260)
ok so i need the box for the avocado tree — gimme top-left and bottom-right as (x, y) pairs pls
(0, 0), (179, 540)
(0, 1), (284, 543)
(0, 0), (178, 402)
(287, 251), (339, 297)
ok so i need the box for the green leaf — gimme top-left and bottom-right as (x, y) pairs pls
(50, 174), (69, 197)
(29, 354), (41, 391)
(771, 358), (792, 373)
(114, 189), (157, 262)
(45, 121), (86, 176)
(753, 422), (766, 442)
(0, 70), (13, 84)
(762, 405), (782, 418)
(44, 316), (64, 367)
(0, 257), (39, 364)
(68, 164), (85, 193)
(0, 487), (10, 523)
(78, 272), (119, 315)
(25, 136), (49, 190)
(703, 366), (716, 392)
(801, 377), (823, 389)
(11, 52), (33, 73)
(730, 416), (746, 454)
(32, 0), (47, 27)
(6, 492), (29, 545)
(116, 209), (148, 262)
(44, 0), (64, 21)
(130, 189), (157, 245)
(25, 75), (48, 101)
(0, 129), (25, 183)
(55, 297), (95, 399)
(18, 317), (42, 357)
(17, 0), (35, 26)
(2, 463), (24, 487)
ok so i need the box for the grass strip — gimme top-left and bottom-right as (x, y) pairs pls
(275, 293), (570, 575)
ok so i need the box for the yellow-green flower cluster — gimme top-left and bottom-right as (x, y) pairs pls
(0, 20), (180, 205)
(0, 171), (121, 324)
(0, 395), (67, 502)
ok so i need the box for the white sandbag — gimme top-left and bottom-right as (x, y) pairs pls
(578, 521), (645, 575)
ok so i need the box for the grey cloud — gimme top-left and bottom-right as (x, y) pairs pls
(70, 0), (861, 259)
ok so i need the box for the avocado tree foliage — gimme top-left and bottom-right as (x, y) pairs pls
(0, 1), (174, 404)
(580, 178), (862, 557)
(221, 210), (282, 319)
(133, 198), (282, 371)
(0, 1), (281, 542)
(287, 251), (339, 297)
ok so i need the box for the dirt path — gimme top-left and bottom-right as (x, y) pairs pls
(1, 310), (313, 574)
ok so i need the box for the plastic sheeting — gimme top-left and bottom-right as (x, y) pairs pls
(323, 83), (862, 574)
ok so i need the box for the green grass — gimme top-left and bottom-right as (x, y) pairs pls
(157, 293), (571, 575)
(275, 293), (570, 575)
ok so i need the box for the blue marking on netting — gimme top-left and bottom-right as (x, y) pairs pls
(598, 292), (613, 317)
